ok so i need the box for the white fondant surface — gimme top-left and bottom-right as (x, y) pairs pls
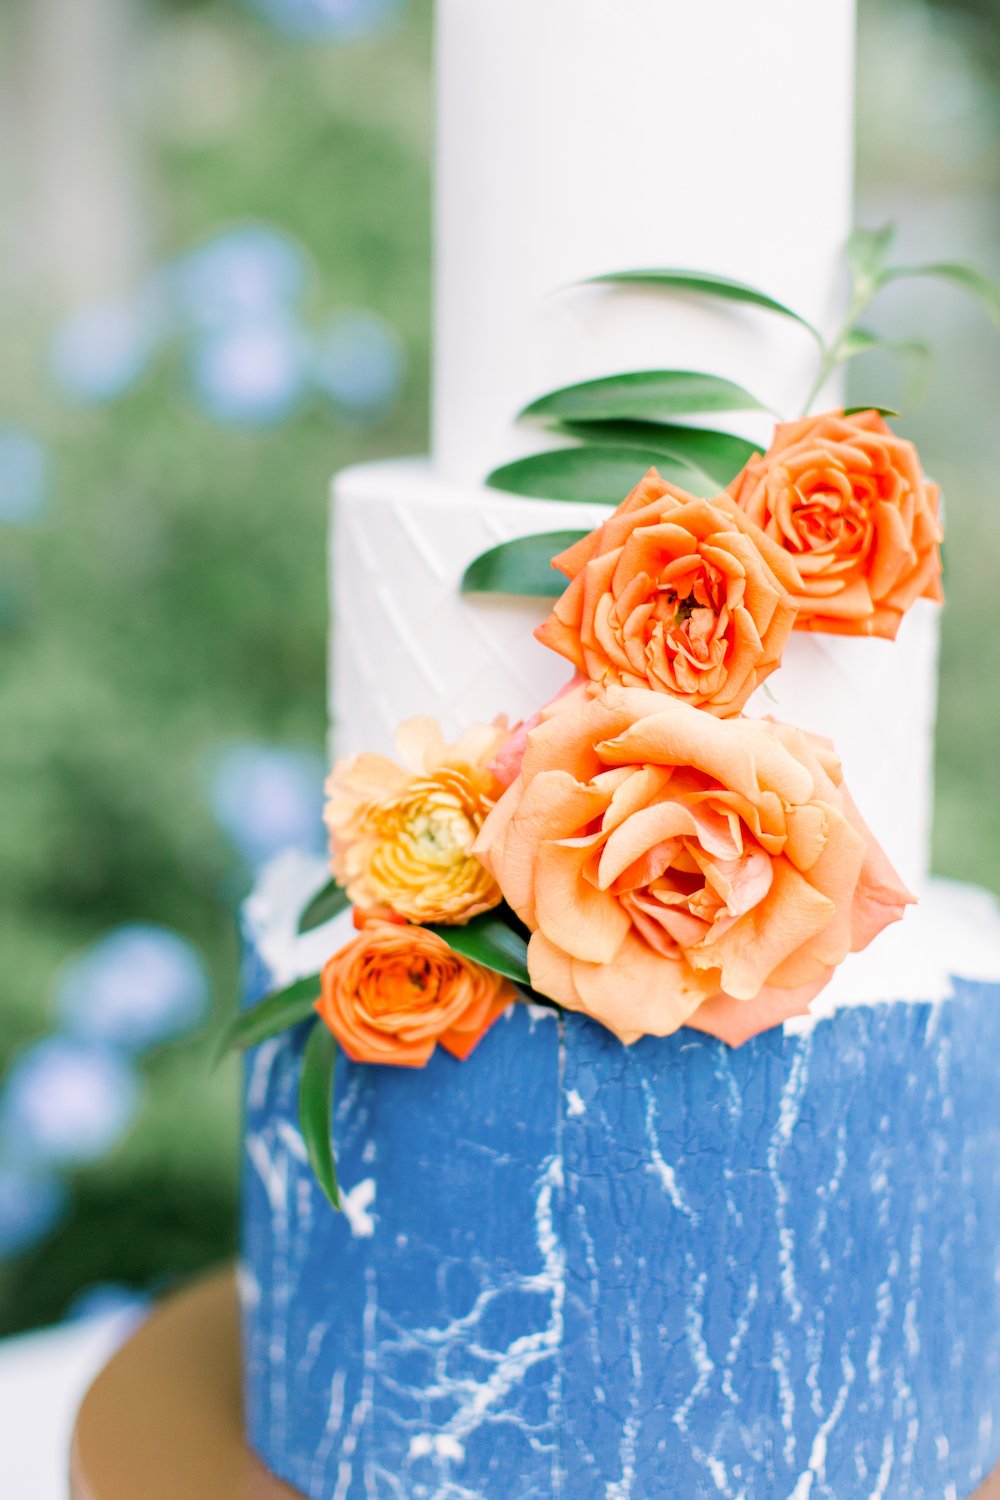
(329, 460), (609, 753)
(242, 850), (356, 990)
(244, 853), (1000, 1029)
(434, 0), (856, 482)
(330, 459), (939, 891)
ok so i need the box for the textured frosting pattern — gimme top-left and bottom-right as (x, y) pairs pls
(242, 927), (1000, 1500)
(330, 461), (938, 893)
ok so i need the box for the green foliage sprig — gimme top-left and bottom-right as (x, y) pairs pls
(466, 229), (999, 597)
(299, 1023), (341, 1211)
(298, 877), (350, 934)
(800, 225), (998, 410)
(220, 970), (342, 1212)
(462, 531), (587, 597)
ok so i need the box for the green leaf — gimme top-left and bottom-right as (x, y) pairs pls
(836, 329), (930, 372)
(487, 446), (714, 503)
(521, 371), (769, 425)
(880, 261), (1000, 327)
(298, 1020), (341, 1212)
(428, 909), (531, 986)
(843, 405), (900, 419)
(552, 420), (758, 488)
(837, 327), (883, 360)
(215, 973), (321, 1064)
(585, 268), (821, 340)
(461, 531), (586, 597)
(298, 877), (349, 935)
(846, 224), (896, 296)
(835, 328), (931, 408)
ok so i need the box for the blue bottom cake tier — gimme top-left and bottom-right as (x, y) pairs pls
(240, 888), (1000, 1500)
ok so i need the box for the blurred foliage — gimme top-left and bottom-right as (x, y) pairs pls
(0, 0), (430, 1333)
(0, 0), (998, 1334)
(927, 0), (1000, 46)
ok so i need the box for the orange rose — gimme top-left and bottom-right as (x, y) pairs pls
(535, 471), (802, 717)
(474, 685), (913, 1047)
(325, 718), (506, 925)
(727, 409), (943, 639)
(316, 916), (514, 1067)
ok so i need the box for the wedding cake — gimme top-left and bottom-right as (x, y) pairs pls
(237, 2), (1000, 1496)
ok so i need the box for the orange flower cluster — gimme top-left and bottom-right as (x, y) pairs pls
(316, 719), (515, 1066)
(313, 408), (933, 1064)
(473, 409), (934, 1048)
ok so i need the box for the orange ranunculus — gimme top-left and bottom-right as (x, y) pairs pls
(316, 916), (515, 1067)
(727, 409), (943, 639)
(535, 471), (803, 717)
(474, 685), (914, 1047)
(325, 718), (507, 925)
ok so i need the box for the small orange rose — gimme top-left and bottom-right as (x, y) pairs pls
(474, 684), (913, 1047)
(325, 718), (507, 925)
(316, 917), (514, 1067)
(535, 471), (802, 717)
(727, 409), (943, 639)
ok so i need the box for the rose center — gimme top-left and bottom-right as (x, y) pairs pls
(366, 956), (445, 1016)
(648, 560), (727, 667)
(786, 472), (879, 559)
(599, 787), (772, 960)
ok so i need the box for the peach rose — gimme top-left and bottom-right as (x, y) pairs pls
(325, 718), (507, 925)
(316, 915), (514, 1067)
(727, 409), (943, 639)
(535, 471), (802, 717)
(474, 685), (913, 1047)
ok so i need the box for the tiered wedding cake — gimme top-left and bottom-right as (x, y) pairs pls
(239, 2), (1000, 1496)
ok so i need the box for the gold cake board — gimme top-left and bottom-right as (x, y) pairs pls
(70, 1268), (1000, 1500)
(70, 1270), (297, 1500)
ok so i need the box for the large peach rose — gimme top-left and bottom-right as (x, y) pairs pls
(325, 718), (506, 925)
(316, 914), (514, 1067)
(474, 685), (913, 1046)
(536, 472), (802, 716)
(727, 409), (943, 639)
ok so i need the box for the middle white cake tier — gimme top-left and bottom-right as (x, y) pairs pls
(330, 459), (938, 894)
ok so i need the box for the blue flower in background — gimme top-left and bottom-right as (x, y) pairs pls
(171, 226), (311, 331)
(55, 925), (210, 1055)
(313, 310), (405, 421)
(0, 429), (50, 524)
(0, 1165), (69, 1259)
(66, 1283), (151, 1325)
(209, 744), (327, 868)
(49, 293), (164, 404)
(246, 0), (404, 42)
(0, 1039), (142, 1169)
(43, 226), (405, 432)
(188, 316), (308, 427)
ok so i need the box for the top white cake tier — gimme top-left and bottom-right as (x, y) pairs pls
(433, 0), (857, 482)
(330, 460), (938, 896)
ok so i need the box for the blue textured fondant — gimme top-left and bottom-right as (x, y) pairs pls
(241, 934), (1000, 1500)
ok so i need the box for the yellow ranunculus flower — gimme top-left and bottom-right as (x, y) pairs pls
(324, 717), (508, 925)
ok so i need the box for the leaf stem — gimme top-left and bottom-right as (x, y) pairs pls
(801, 288), (872, 416)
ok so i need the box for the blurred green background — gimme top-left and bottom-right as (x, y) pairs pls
(0, 0), (996, 1335)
